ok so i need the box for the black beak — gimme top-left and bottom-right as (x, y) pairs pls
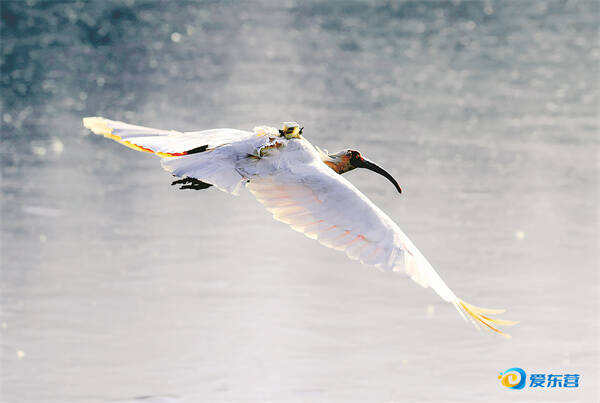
(354, 158), (402, 194)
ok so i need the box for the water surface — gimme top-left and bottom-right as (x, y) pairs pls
(1, 1), (598, 402)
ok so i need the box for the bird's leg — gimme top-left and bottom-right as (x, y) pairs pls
(171, 177), (213, 190)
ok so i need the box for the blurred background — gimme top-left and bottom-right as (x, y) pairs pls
(1, 0), (598, 402)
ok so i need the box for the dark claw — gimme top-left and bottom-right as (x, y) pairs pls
(171, 178), (188, 186)
(171, 177), (213, 191)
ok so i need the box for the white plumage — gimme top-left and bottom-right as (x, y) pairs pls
(83, 117), (517, 337)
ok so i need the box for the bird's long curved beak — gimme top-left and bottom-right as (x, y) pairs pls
(355, 158), (402, 194)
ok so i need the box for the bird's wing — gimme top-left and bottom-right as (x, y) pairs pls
(83, 117), (254, 157)
(83, 117), (265, 194)
(247, 160), (517, 337)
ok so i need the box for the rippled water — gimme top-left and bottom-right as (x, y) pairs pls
(1, 1), (598, 402)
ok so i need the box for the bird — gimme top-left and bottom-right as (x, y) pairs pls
(83, 117), (517, 337)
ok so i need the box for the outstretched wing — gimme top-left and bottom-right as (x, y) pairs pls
(83, 117), (259, 194)
(83, 117), (254, 157)
(247, 160), (517, 337)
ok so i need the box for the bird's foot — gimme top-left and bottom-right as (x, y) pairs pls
(171, 177), (213, 190)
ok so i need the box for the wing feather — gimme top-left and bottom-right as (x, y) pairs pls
(247, 160), (516, 337)
(83, 117), (258, 194)
(83, 117), (253, 157)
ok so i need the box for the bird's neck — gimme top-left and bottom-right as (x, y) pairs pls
(323, 159), (342, 173)
(323, 155), (353, 174)
(314, 145), (353, 174)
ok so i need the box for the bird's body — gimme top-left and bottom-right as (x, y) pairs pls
(83, 117), (516, 337)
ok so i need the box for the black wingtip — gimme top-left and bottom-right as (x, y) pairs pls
(184, 145), (209, 155)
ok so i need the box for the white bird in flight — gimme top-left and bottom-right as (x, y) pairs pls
(83, 117), (517, 337)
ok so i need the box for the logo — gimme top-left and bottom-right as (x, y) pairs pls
(499, 367), (526, 390)
(498, 368), (580, 389)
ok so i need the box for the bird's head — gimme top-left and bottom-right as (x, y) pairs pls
(325, 149), (402, 194)
(279, 122), (303, 139)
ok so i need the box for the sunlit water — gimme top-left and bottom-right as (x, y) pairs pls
(1, 1), (598, 402)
